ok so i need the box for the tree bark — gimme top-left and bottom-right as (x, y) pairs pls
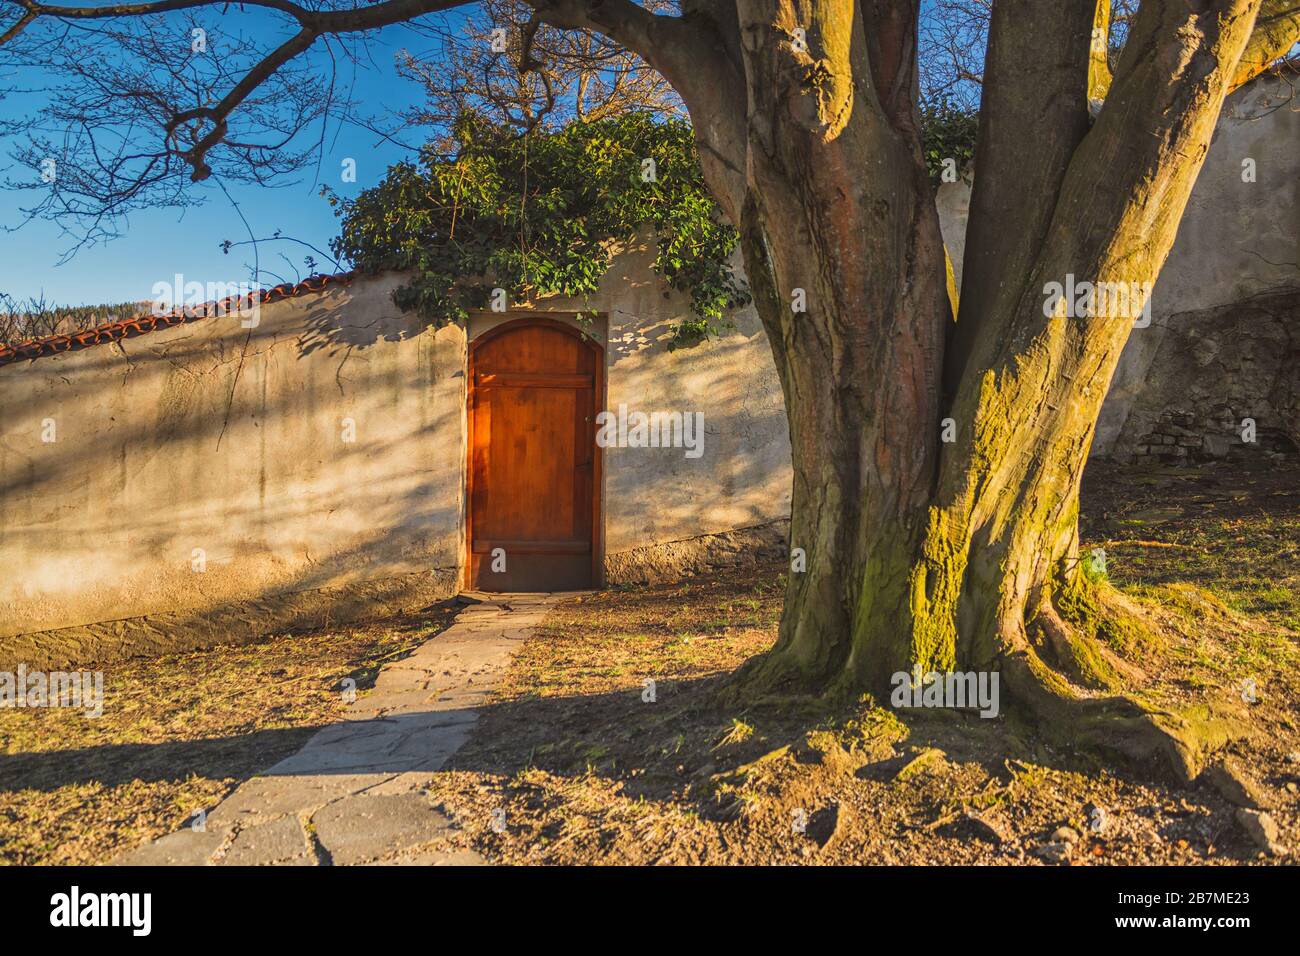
(911, 0), (1269, 777)
(720, 1), (949, 694)
(713, 0), (1273, 779)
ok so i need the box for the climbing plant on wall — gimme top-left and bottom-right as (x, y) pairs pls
(329, 113), (749, 348)
(331, 107), (978, 347)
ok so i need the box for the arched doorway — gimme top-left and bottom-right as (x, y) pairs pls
(466, 317), (603, 591)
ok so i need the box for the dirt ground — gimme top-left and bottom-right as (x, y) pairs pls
(0, 604), (459, 865)
(1, 460), (1296, 865)
(426, 460), (1299, 865)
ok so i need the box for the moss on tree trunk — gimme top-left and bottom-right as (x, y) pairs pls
(718, 0), (1270, 781)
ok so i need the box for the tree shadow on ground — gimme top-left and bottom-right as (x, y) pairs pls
(0, 725), (330, 793)
(0, 598), (464, 797)
(0, 669), (1270, 864)
(439, 672), (1273, 864)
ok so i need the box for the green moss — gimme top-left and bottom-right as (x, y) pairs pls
(1042, 566), (1158, 691)
(907, 508), (966, 674)
(1148, 703), (1250, 781)
(1057, 570), (1157, 660)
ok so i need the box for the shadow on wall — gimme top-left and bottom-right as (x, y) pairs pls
(0, 274), (467, 663)
(1103, 288), (1300, 463)
(0, 240), (799, 665)
(602, 306), (792, 558)
(295, 286), (441, 358)
(1092, 71), (1300, 458)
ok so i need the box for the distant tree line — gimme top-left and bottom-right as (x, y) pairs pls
(0, 293), (148, 347)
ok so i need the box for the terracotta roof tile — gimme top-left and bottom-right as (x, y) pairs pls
(0, 272), (355, 370)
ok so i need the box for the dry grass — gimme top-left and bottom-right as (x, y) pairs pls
(426, 462), (1300, 865)
(0, 604), (458, 865)
(2, 461), (1296, 866)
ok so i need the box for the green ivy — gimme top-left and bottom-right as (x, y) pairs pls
(331, 108), (978, 342)
(329, 113), (749, 344)
(920, 99), (979, 187)
(666, 315), (722, 351)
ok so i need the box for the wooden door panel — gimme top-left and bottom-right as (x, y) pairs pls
(468, 320), (600, 591)
(476, 385), (580, 542)
(474, 325), (590, 373)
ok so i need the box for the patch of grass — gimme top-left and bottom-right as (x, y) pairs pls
(430, 460), (1299, 865)
(714, 719), (755, 750)
(0, 607), (457, 865)
(1082, 461), (1300, 634)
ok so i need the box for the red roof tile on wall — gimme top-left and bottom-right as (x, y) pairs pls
(0, 272), (355, 370)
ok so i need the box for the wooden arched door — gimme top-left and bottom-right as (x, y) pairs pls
(467, 318), (603, 591)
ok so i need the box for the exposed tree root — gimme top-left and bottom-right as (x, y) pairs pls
(1005, 586), (1250, 783)
(999, 649), (1247, 782)
(724, 569), (1251, 785)
(1031, 599), (1148, 691)
(719, 643), (836, 710)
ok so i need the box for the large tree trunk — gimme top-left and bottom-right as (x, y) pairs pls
(724, 0), (949, 694)
(549, 0), (1289, 778)
(922, 0), (1265, 778)
(709, 0), (1267, 780)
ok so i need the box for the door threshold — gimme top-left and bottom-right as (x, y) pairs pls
(458, 589), (598, 601)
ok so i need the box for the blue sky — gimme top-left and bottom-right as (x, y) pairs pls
(0, 11), (467, 307)
(1, 3), (974, 308)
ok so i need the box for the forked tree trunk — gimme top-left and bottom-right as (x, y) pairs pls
(701, 0), (1270, 780)
(549, 0), (1294, 778)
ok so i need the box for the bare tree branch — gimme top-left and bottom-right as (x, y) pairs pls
(396, 0), (680, 139)
(1233, 0), (1300, 89)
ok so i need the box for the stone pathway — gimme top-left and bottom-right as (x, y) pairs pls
(115, 593), (559, 866)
